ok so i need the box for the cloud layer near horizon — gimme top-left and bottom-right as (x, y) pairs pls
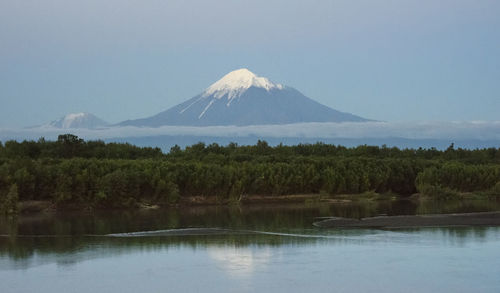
(1, 121), (500, 142)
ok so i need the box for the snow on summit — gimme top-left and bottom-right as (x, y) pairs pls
(203, 68), (283, 100)
(60, 113), (87, 128)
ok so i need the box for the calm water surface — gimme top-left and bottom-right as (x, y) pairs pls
(1, 199), (500, 293)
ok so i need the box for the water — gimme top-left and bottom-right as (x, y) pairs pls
(1, 199), (500, 293)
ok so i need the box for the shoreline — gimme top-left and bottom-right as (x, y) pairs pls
(11, 192), (496, 215)
(13, 193), (398, 214)
(14, 194), (358, 214)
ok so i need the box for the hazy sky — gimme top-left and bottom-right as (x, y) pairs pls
(1, 0), (499, 127)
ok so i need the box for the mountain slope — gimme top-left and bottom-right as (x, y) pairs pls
(119, 69), (369, 127)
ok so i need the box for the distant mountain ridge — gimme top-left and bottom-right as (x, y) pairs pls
(119, 68), (369, 127)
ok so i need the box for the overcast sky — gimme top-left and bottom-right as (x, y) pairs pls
(1, 0), (499, 127)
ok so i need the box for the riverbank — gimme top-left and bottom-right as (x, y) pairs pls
(10, 191), (499, 216)
(13, 192), (402, 214)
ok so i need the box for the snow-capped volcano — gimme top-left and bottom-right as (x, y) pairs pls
(48, 113), (108, 129)
(202, 68), (283, 100)
(119, 68), (369, 127)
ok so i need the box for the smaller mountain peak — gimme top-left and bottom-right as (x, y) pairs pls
(49, 112), (108, 129)
(203, 68), (283, 100)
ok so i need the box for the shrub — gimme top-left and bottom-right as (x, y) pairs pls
(417, 184), (460, 200)
(486, 182), (500, 197)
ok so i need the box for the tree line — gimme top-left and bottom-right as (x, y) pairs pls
(1, 135), (499, 213)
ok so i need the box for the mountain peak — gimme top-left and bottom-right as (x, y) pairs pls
(203, 68), (283, 100)
(118, 69), (369, 127)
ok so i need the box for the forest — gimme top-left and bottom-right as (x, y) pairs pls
(1, 134), (500, 213)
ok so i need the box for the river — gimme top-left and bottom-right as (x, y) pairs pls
(1, 199), (500, 292)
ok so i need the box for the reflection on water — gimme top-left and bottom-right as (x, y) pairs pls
(207, 246), (272, 278)
(1, 199), (500, 293)
(1, 199), (500, 263)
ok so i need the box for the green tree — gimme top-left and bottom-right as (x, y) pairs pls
(1, 184), (18, 214)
